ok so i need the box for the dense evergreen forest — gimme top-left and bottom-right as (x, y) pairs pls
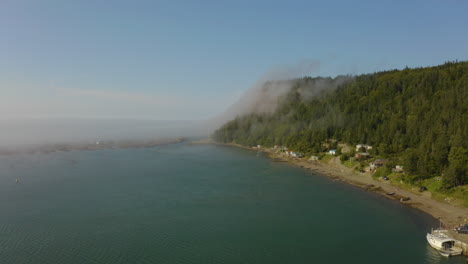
(213, 61), (468, 188)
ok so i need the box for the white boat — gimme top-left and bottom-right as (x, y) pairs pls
(426, 229), (463, 257)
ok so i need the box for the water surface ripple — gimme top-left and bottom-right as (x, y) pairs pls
(0, 144), (464, 263)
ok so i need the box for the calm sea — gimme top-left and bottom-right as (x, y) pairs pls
(0, 143), (464, 263)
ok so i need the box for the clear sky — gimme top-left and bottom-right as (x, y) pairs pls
(1, 0), (467, 120)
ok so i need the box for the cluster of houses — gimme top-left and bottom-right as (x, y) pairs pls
(272, 145), (305, 158)
(356, 144), (373, 152)
(368, 159), (405, 173)
(286, 151), (304, 158)
(273, 145), (287, 151)
(268, 142), (404, 173)
(354, 144), (372, 161)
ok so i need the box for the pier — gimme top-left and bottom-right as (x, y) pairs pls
(454, 239), (468, 255)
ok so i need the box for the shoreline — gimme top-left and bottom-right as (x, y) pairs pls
(195, 139), (468, 244)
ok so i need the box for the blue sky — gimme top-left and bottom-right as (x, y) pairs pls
(1, 0), (467, 120)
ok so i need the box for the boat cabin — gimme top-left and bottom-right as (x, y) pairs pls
(439, 239), (455, 250)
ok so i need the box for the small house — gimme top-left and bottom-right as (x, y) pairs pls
(356, 144), (373, 152)
(355, 152), (370, 160)
(370, 159), (386, 170)
(392, 165), (404, 173)
(257, 145), (261, 148)
(328, 149), (337, 155)
(292, 152), (304, 158)
(310, 155), (319, 161)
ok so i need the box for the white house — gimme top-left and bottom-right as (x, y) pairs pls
(356, 144), (373, 152)
(328, 149), (337, 155)
(291, 152), (304, 158)
(392, 165), (404, 173)
(310, 155), (319, 161)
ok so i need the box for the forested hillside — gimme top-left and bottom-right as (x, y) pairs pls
(213, 61), (468, 188)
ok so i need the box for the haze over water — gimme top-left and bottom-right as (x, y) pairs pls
(0, 143), (463, 263)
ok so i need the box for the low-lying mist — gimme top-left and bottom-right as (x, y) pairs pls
(0, 61), (355, 153)
(0, 119), (209, 154)
(210, 61), (354, 128)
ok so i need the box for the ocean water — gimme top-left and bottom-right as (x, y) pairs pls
(0, 143), (464, 264)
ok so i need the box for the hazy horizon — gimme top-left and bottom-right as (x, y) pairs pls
(1, 0), (467, 146)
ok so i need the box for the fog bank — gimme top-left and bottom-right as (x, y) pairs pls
(209, 61), (354, 130)
(0, 119), (207, 149)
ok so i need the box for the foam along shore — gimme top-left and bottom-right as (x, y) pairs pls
(193, 139), (468, 245)
(0, 137), (188, 156)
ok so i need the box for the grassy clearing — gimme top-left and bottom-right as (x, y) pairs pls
(420, 177), (444, 193)
(447, 187), (468, 207)
(342, 159), (357, 168)
(319, 155), (334, 163)
(370, 170), (422, 194)
(371, 168), (386, 179)
(414, 177), (468, 206)
(389, 175), (420, 193)
(381, 175), (468, 207)
(433, 186), (468, 207)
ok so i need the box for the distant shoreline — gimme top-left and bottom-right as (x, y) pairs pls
(192, 139), (468, 244)
(0, 137), (188, 156)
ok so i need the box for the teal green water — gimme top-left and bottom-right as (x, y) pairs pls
(0, 143), (464, 263)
